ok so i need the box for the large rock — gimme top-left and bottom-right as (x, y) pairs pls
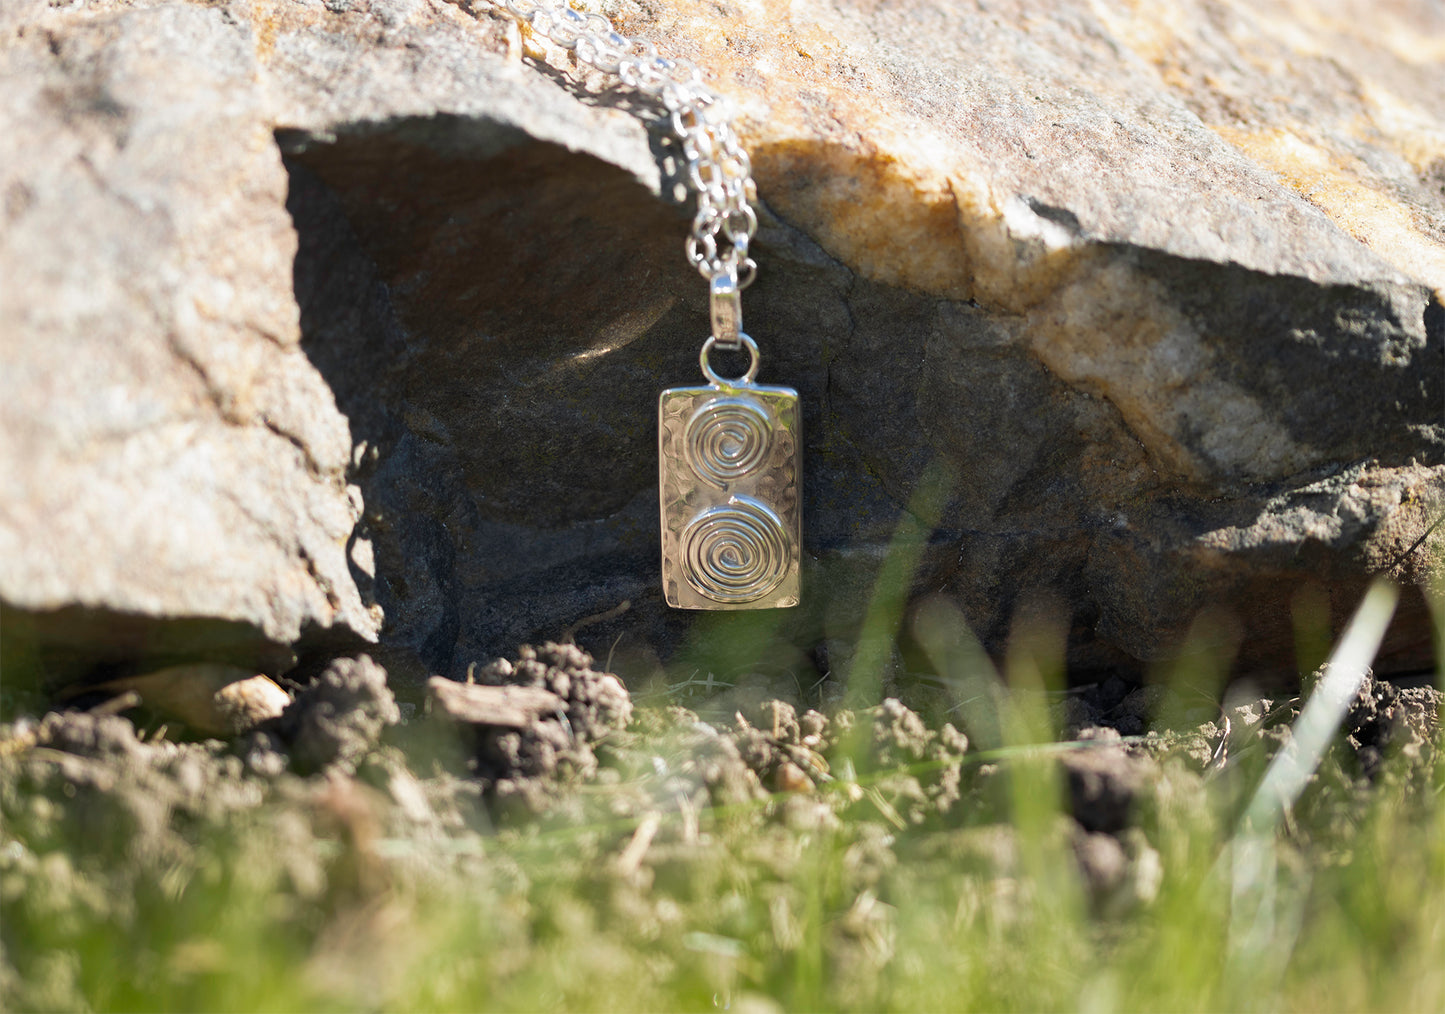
(1, 0), (1441, 688)
(0, 2), (376, 679)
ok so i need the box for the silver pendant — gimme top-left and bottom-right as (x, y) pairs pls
(660, 334), (801, 610)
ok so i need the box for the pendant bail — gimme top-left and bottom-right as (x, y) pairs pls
(710, 268), (743, 352)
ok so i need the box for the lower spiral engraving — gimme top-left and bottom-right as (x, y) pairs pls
(684, 397), (773, 487)
(680, 496), (791, 603)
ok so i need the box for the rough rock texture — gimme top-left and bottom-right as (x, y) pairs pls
(0, 1), (377, 681)
(2, 0), (1442, 687)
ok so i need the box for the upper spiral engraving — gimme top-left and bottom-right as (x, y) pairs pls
(680, 496), (790, 603)
(684, 397), (773, 487)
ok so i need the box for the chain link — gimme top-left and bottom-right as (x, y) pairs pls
(497, 0), (759, 289)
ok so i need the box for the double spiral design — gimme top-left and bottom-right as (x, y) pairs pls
(681, 496), (791, 603)
(684, 397), (772, 487)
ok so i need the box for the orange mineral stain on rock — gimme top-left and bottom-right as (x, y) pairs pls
(1090, 0), (1445, 297)
(756, 139), (975, 299)
(611, 0), (985, 298)
(248, 0), (326, 61)
(1353, 81), (1445, 178)
(1214, 125), (1445, 297)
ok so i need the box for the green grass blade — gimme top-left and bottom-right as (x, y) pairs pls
(1242, 580), (1399, 833)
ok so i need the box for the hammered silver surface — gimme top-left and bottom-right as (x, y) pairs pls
(660, 382), (800, 609)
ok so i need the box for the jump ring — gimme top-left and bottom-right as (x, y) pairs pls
(700, 333), (760, 385)
(735, 257), (758, 289)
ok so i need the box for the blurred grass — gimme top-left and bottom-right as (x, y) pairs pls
(2, 692), (1441, 1012)
(2, 531), (1443, 1010)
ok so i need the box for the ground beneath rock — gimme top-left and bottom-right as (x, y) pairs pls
(0, 647), (1440, 1011)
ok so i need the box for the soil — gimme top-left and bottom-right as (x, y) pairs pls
(0, 645), (1439, 1009)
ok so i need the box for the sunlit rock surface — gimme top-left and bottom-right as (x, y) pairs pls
(2, 0), (1440, 683)
(0, 3), (377, 679)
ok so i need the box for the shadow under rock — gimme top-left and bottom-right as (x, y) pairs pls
(281, 128), (711, 690)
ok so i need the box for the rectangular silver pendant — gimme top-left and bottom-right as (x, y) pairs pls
(659, 381), (801, 610)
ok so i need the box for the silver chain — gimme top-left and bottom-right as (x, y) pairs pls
(495, 0), (759, 350)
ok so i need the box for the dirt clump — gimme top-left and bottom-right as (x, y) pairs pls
(427, 642), (633, 811)
(1060, 727), (1150, 835)
(1339, 671), (1440, 778)
(731, 700), (832, 793)
(605, 696), (971, 831)
(840, 698), (970, 825)
(672, 696), (970, 825)
(1070, 825), (1163, 914)
(618, 706), (771, 811)
(265, 655), (400, 775)
(0, 710), (264, 868)
(2, 640), (1440, 1013)
(1053, 678), (1217, 739)
(1208, 668), (1443, 784)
